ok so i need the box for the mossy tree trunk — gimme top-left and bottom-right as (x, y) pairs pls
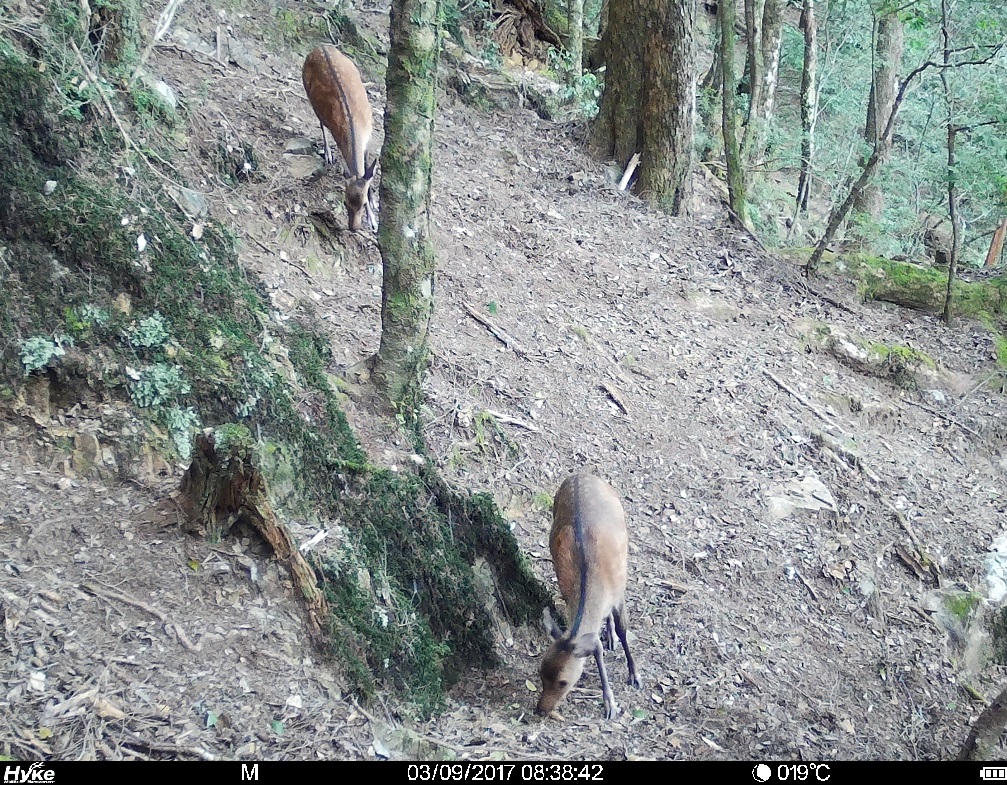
(371, 0), (442, 416)
(568, 0), (584, 80)
(853, 13), (904, 219)
(719, 0), (746, 223)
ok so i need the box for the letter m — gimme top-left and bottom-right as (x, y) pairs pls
(241, 765), (259, 781)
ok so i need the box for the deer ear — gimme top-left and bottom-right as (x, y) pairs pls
(542, 608), (563, 640)
(569, 632), (600, 658)
(343, 164), (353, 180)
(364, 156), (378, 181)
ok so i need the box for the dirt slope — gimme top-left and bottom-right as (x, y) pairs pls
(3, 0), (1006, 761)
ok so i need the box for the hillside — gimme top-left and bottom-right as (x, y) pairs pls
(2, 0), (1006, 761)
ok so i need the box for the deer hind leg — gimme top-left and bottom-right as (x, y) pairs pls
(612, 603), (640, 688)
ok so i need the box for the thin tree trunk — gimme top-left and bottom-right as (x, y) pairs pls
(636, 0), (695, 214)
(795, 0), (817, 214)
(719, 0), (746, 222)
(853, 13), (904, 217)
(742, 0), (782, 169)
(986, 218), (1007, 267)
(759, 0), (783, 121)
(370, 0), (442, 413)
(568, 0), (584, 80)
(744, 0), (762, 124)
(941, 0), (961, 324)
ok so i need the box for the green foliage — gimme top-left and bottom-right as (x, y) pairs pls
(124, 312), (170, 348)
(19, 334), (71, 375)
(547, 47), (602, 119)
(129, 363), (191, 408)
(165, 405), (200, 461)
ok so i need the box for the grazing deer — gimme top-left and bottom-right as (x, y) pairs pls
(536, 474), (640, 720)
(302, 45), (377, 231)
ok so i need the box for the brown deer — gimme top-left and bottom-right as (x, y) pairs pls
(536, 474), (640, 719)
(302, 45), (377, 231)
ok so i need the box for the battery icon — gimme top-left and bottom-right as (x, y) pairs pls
(981, 768), (1007, 780)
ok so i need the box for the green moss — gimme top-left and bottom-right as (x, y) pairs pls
(943, 591), (981, 623)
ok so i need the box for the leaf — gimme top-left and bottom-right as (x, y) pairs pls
(187, 559), (200, 571)
(37, 727), (53, 739)
(525, 679), (537, 692)
(206, 711), (218, 728)
(486, 301), (498, 315)
(270, 720), (285, 735)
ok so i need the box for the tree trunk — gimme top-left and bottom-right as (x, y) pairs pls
(759, 0), (783, 120)
(719, 0), (746, 222)
(568, 0), (584, 80)
(853, 13), (904, 218)
(636, 0), (695, 214)
(744, 0), (763, 122)
(742, 0), (781, 167)
(371, 0), (442, 414)
(589, 0), (643, 166)
(985, 218), (1007, 267)
(795, 0), (816, 214)
(940, 0), (961, 324)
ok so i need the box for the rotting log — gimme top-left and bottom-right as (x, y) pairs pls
(178, 428), (329, 639)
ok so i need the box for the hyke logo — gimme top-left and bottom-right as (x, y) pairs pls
(3, 763), (55, 784)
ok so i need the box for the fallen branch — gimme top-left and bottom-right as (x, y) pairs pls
(462, 302), (527, 357)
(484, 408), (540, 432)
(763, 368), (842, 432)
(82, 581), (201, 653)
(618, 153), (640, 191)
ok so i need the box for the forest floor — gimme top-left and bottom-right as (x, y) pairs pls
(3, 0), (1007, 762)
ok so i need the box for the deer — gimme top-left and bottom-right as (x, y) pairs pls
(536, 474), (640, 720)
(301, 45), (377, 232)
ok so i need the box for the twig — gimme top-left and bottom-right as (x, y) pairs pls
(462, 302), (527, 357)
(618, 153), (640, 191)
(118, 731), (218, 761)
(763, 368), (842, 431)
(484, 408), (540, 432)
(82, 581), (201, 653)
(902, 397), (983, 440)
(132, 0), (187, 80)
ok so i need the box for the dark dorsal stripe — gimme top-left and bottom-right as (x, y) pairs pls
(568, 475), (589, 641)
(320, 47), (363, 177)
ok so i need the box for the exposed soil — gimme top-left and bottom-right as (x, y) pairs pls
(3, 0), (1007, 761)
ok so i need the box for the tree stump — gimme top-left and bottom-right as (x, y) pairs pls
(178, 427), (329, 638)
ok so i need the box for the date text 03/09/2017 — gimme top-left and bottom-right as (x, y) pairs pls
(407, 764), (605, 782)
